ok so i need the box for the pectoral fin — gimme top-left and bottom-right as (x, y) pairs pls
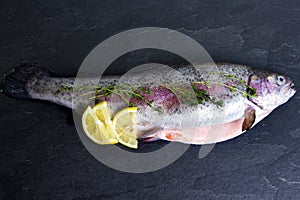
(242, 107), (256, 131)
(137, 126), (162, 143)
(141, 137), (161, 143)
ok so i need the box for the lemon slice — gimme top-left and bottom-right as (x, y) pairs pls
(82, 105), (118, 145)
(93, 101), (111, 123)
(112, 107), (138, 149)
(92, 101), (118, 143)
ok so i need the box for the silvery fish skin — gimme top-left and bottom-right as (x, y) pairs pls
(2, 63), (296, 144)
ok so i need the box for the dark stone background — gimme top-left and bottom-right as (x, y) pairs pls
(1, 0), (300, 199)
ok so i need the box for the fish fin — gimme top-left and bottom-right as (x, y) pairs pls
(242, 107), (256, 131)
(1, 62), (55, 99)
(140, 129), (181, 143)
(138, 126), (162, 142)
(141, 137), (161, 143)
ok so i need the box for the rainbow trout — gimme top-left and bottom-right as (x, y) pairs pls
(1, 63), (296, 144)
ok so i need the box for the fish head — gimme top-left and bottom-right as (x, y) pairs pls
(247, 71), (296, 111)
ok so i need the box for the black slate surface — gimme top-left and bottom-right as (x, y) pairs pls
(1, 0), (300, 199)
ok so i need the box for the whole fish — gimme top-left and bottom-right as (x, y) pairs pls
(1, 62), (296, 144)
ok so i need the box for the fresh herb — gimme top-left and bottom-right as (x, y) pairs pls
(80, 84), (153, 108)
(70, 71), (258, 112)
(153, 106), (163, 114)
(191, 83), (224, 108)
(191, 84), (210, 105)
(160, 84), (199, 106)
(139, 87), (153, 94)
(128, 102), (136, 107)
(210, 97), (224, 108)
(221, 73), (258, 98)
(245, 86), (258, 98)
(205, 72), (258, 98)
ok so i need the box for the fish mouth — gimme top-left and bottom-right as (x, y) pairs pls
(290, 82), (296, 90)
(281, 81), (296, 97)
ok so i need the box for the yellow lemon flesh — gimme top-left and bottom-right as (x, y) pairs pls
(112, 107), (138, 149)
(82, 104), (118, 145)
(92, 101), (118, 143)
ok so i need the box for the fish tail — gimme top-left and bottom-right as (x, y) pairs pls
(1, 62), (55, 99)
(1, 62), (118, 109)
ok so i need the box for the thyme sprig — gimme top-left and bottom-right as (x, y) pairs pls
(192, 84), (224, 107)
(220, 72), (258, 98)
(93, 84), (154, 107)
(203, 72), (258, 98)
(60, 72), (258, 111)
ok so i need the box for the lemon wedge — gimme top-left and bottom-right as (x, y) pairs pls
(112, 107), (138, 149)
(82, 105), (118, 145)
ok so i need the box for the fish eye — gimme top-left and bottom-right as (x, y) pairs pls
(277, 75), (286, 86)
